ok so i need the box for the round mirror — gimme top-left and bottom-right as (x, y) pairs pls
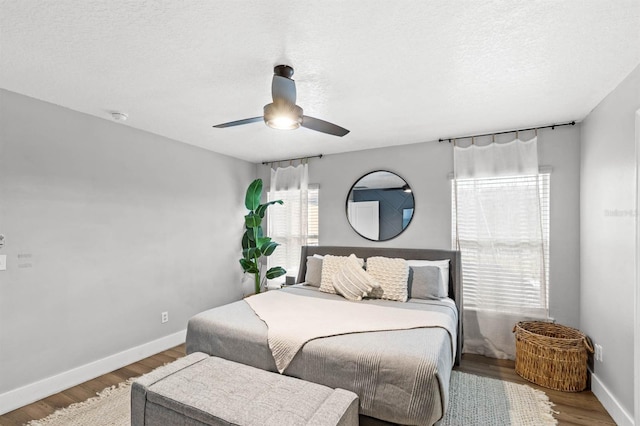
(346, 170), (414, 241)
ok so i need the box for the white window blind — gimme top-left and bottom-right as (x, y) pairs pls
(452, 173), (550, 315)
(268, 185), (319, 277)
(307, 185), (319, 246)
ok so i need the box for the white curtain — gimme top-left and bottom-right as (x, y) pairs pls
(453, 137), (548, 359)
(268, 163), (309, 281)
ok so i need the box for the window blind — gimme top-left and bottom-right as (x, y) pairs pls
(268, 185), (319, 277)
(452, 174), (550, 316)
(307, 185), (319, 246)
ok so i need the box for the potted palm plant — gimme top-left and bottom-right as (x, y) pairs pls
(240, 179), (286, 294)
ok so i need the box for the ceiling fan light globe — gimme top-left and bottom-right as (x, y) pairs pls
(264, 103), (303, 130)
(267, 116), (301, 130)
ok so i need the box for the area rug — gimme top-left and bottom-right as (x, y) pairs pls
(438, 371), (557, 425)
(27, 371), (556, 426)
(25, 380), (134, 426)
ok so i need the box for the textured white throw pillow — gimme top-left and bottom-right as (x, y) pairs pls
(332, 254), (381, 301)
(319, 254), (364, 294)
(367, 256), (410, 302)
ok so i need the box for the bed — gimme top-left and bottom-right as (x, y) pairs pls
(186, 246), (462, 426)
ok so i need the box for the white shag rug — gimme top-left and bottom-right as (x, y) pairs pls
(27, 371), (557, 426)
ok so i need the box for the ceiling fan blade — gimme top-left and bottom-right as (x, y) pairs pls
(272, 75), (296, 104)
(213, 117), (263, 128)
(301, 116), (350, 137)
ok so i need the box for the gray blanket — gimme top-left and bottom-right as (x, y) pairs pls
(186, 286), (458, 426)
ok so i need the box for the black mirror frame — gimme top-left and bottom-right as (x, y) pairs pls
(345, 169), (414, 242)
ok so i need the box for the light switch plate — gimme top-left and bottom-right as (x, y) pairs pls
(0, 255), (6, 271)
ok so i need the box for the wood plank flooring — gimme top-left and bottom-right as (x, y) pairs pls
(456, 354), (616, 426)
(0, 345), (186, 426)
(0, 347), (616, 425)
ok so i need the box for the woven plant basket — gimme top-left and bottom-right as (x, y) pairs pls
(513, 321), (594, 392)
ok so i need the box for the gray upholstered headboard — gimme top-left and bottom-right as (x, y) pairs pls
(296, 246), (463, 365)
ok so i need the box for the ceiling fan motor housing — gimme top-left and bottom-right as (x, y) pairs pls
(274, 65), (294, 79)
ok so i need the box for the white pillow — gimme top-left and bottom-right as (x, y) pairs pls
(406, 260), (450, 298)
(304, 256), (323, 287)
(366, 256), (410, 302)
(332, 255), (381, 301)
(319, 254), (364, 294)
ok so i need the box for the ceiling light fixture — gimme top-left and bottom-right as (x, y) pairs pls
(402, 184), (412, 193)
(263, 102), (302, 130)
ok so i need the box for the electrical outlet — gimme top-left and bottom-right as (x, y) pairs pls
(161, 311), (169, 324)
(594, 344), (603, 362)
(598, 344), (603, 362)
(0, 255), (6, 271)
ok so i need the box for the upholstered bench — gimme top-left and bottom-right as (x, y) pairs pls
(131, 352), (359, 426)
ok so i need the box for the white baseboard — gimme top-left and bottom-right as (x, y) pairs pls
(0, 329), (186, 415)
(590, 370), (635, 426)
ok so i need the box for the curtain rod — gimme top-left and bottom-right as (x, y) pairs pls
(438, 121), (576, 143)
(261, 154), (323, 165)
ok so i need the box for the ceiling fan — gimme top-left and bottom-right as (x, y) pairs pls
(213, 65), (349, 137)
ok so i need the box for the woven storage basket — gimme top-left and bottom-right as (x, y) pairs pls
(513, 321), (594, 392)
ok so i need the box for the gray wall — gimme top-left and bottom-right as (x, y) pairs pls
(264, 125), (581, 328)
(0, 90), (254, 393)
(580, 64), (639, 417)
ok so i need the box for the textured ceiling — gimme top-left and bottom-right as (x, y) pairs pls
(1, 1), (639, 163)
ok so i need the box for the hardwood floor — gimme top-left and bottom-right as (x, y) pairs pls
(455, 354), (617, 425)
(0, 345), (186, 426)
(0, 346), (616, 425)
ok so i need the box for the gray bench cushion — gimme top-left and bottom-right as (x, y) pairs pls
(131, 352), (359, 426)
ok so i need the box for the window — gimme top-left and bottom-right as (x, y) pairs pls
(452, 173), (550, 316)
(268, 185), (319, 278)
(307, 185), (319, 246)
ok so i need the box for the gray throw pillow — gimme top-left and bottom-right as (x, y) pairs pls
(305, 256), (323, 287)
(409, 265), (446, 299)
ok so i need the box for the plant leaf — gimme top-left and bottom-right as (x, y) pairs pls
(260, 241), (279, 256)
(247, 247), (262, 259)
(245, 179), (263, 211)
(266, 266), (286, 279)
(242, 231), (251, 249)
(244, 213), (261, 228)
(256, 199), (283, 218)
(239, 259), (258, 274)
(256, 236), (271, 247)
(255, 226), (264, 240)
(246, 228), (255, 242)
